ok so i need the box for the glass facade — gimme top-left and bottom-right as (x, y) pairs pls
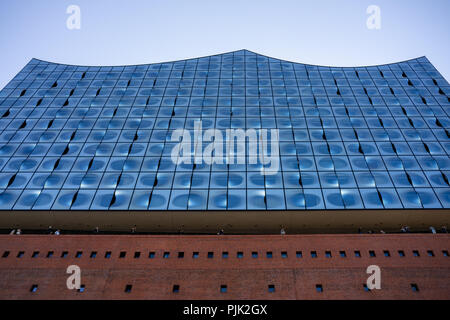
(0, 49), (449, 210)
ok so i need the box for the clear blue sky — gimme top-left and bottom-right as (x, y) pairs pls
(0, 0), (449, 89)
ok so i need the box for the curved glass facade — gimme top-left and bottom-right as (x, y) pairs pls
(0, 49), (449, 210)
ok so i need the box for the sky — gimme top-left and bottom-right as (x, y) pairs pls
(0, 0), (449, 89)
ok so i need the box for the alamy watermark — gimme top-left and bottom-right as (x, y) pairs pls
(66, 5), (81, 30)
(366, 5), (381, 30)
(170, 120), (280, 175)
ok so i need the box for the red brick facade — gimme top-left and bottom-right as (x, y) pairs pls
(0, 234), (449, 299)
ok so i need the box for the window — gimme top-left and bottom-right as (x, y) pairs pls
(252, 252), (258, 258)
(411, 283), (419, 292)
(105, 251), (111, 258)
(163, 252), (170, 258)
(237, 252), (243, 258)
(119, 251), (126, 258)
(178, 252), (184, 258)
(316, 284), (323, 293)
(61, 251), (68, 258)
(30, 285), (38, 293)
(266, 251), (273, 258)
(311, 251), (317, 258)
(413, 250), (420, 257)
(78, 285), (85, 293)
(220, 285), (227, 293)
(340, 251), (346, 258)
(354, 251), (361, 257)
(17, 251), (24, 258)
(75, 251), (82, 258)
(427, 250), (434, 257)
(208, 252), (214, 259)
(325, 251), (332, 258)
(149, 252), (155, 259)
(383, 250), (390, 257)
(47, 251), (54, 258)
(192, 252), (199, 258)
(296, 251), (302, 258)
(363, 284), (370, 292)
(398, 250), (405, 257)
(281, 251), (288, 258)
(369, 250), (376, 257)
(2, 251), (10, 258)
(90, 251), (97, 258)
(32, 251), (39, 258)
(268, 285), (275, 293)
(443, 250), (449, 257)
(173, 285), (180, 293)
(134, 252), (141, 259)
(124, 284), (132, 293)
(222, 251), (228, 258)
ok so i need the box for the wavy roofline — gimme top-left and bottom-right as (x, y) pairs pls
(29, 49), (427, 69)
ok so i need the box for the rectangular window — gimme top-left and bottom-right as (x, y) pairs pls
(311, 251), (317, 258)
(369, 250), (376, 257)
(340, 251), (346, 258)
(316, 284), (323, 293)
(220, 285), (227, 293)
(30, 284), (38, 293)
(149, 252), (155, 259)
(222, 252), (228, 258)
(61, 251), (68, 258)
(325, 251), (332, 258)
(119, 251), (126, 258)
(75, 251), (82, 258)
(2, 251), (10, 258)
(124, 284), (132, 293)
(296, 251), (302, 258)
(208, 252), (214, 259)
(411, 283), (419, 292)
(134, 252), (141, 258)
(163, 252), (170, 258)
(398, 250), (405, 257)
(383, 250), (390, 257)
(413, 250), (420, 257)
(363, 284), (370, 292)
(105, 251), (111, 258)
(252, 252), (258, 258)
(281, 251), (288, 258)
(354, 251), (361, 257)
(173, 285), (180, 293)
(32, 251), (39, 258)
(443, 250), (449, 257)
(427, 250), (434, 257)
(268, 285), (275, 293)
(90, 251), (97, 258)
(178, 252), (184, 258)
(78, 285), (85, 293)
(46, 251), (54, 258)
(266, 251), (273, 258)
(17, 251), (24, 258)
(192, 252), (199, 259)
(237, 252), (243, 258)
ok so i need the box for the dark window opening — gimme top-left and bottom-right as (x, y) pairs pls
(32, 251), (39, 258)
(281, 251), (288, 258)
(178, 252), (184, 258)
(119, 251), (126, 258)
(427, 250), (434, 257)
(17, 251), (24, 258)
(413, 250), (420, 257)
(78, 285), (85, 293)
(134, 252), (141, 259)
(252, 252), (258, 258)
(2, 251), (10, 258)
(398, 250), (405, 257)
(192, 252), (198, 259)
(296, 251), (302, 258)
(149, 252), (155, 259)
(46, 251), (53, 258)
(222, 252), (228, 258)
(208, 252), (214, 259)
(325, 251), (332, 258)
(220, 285), (227, 293)
(268, 285), (275, 293)
(369, 250), (376, 257)
(411, 284), (419, 292)
(173, 285), (180, 293)
(237, 252), (243, 258)
(266, 251), (273, 258)
(354, 251), (361, 257)
(75, 251), (82, 258)
(340, 251), (346, 258)
(311, 251), (318, 258)
(30, 285), (38, 293)
(443, 250), (449, 257)
(105, 251), (111, 259)
(124, 285), (132, 293)
(163, 252), (170, 258)
(90, 251), (97, 258)
(384, 250), (390, 257)
(61, 251), (68, 258)
(316, 284), (323, 293)
(363, 284), (370, 292)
